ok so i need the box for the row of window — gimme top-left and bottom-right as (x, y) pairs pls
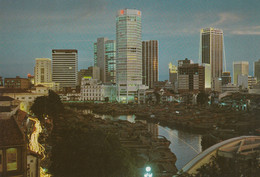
(16, 96), (33, 100)
(83, 94), (103, 96)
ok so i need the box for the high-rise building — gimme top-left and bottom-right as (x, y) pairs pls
(94, 38), (116, 83)
(248, 76), (257, 88)
(254, 59), (260, 82)
(52, 49), (78, 88)
(233, 61), (249, 85)
(34, 58), (52, 85)
(221, 72), (231, 85)
(116, 9), (146, 103)
(169, 62), (178, 92)
(78, 66), (100, 85)
(201, 28), (223, 89)
(142, 40), (158, 88)
(169, 62), (178, 83)
(178, 58), (205, 93)
(238, 74), (248, 89)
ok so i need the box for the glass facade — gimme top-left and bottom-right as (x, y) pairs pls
(116, 9), (142, 85)
(116, 9), (143, 102)
(94, 38), (116, 83)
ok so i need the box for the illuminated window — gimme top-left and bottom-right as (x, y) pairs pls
(0, 150), (2, 172)
(6, 148), (17, 171)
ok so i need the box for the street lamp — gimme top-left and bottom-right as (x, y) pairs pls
(144, 166), (153, 177)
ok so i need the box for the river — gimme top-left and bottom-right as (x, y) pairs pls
(82, 110), (202, 170)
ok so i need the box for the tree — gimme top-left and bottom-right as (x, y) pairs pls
(176, 154), (260, 177)
(154, 91), (161, 104)
(30, 90), (63, 122)
(196, 92), (209, 106)
(50, 125), (137, 177)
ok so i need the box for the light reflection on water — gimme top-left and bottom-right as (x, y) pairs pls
(159, 126), (202, 169)
(82, 110), (202, 169)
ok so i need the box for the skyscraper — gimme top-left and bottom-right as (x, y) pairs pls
(201, 28), (223, 90)
(94, 38), (116, 83)
(34, 58), (52, 85)
(178, 58), (205, 93)
(254, 59), (260, 82)
(116, 9), (146, 103)
(142, 40), (158, 88)
(52, 49), (78, 88)
(233, 61), (249, 85)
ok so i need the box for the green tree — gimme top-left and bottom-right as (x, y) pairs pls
(50, 125), (137, 177)
(197, 92), (209, 106)
(30, 90), (63, 122)
(154, 91), (161, 104)
(176, 154), (260, 177)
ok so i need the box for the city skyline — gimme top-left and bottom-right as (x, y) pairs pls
(1, 0), (260, 80)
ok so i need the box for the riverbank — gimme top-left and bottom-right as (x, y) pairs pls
(49, 108), (178, 176)
(66, 102), (260, 142)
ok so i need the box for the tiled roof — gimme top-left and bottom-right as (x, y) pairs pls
(0, 116), (26, 146)
(15, 110), (28, 131)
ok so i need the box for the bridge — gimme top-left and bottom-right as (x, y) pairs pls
(180, 136), (260, 175)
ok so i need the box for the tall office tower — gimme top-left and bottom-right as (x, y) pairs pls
(254, 59), (260, 82)
(116, 9), (145, 103)
(233, 61), (249, 85)
(34, 58), (52, 85)
(142, 40), (158, 88)
(94, 38), (116, 83)
(178, 58), (205, 93)
(201, 28), (223, 89)
(52, 49), (78, 88)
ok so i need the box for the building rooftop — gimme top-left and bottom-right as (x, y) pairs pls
(0, 116), (26, 146)
(0, 88), (30, 93)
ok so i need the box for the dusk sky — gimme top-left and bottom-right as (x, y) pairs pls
(1, 0), (260, 80)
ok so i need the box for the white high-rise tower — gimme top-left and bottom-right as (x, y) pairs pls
(116, 9), (146, 103)
(34, 58), (52, 85)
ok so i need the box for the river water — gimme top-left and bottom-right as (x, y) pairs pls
(82, 110), (202, 169)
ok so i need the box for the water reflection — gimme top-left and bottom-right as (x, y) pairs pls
(82, 109), (136, 123)
(82, 109), (202, 169)
(159, 127), (202, 169)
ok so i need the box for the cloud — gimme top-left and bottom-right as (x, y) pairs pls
(0, 0), (109, 33)
(231, 26), (260, 35)
(211, 12), (241, 27)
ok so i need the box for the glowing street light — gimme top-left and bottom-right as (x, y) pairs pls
(144, 166), (153, 177)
